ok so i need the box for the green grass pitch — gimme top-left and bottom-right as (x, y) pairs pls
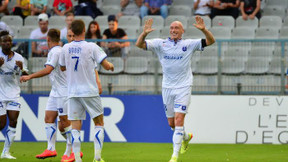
(0, 142), (287, 162)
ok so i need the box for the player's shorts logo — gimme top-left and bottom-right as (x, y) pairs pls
(164, 105), (167, 111)
(182, 46), (187, 52)
(182, 106), (186, 110)
(174, 104), (181, 108)
(58, 108), (63, 113)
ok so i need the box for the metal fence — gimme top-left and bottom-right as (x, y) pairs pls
(13, 39), (288, 95)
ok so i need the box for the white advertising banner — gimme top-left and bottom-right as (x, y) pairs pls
(186, 96), (288, 144)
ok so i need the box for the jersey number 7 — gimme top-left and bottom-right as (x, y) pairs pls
(72, 56), (79, 71)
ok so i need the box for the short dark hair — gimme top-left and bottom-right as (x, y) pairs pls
(0, 30), (10, 38)
(48, 28), (60, 42)
(71, 19), (85, 36)
(108, 15), (117, 22)
(66, 12), (74, 17)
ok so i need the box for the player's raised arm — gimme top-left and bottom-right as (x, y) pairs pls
(193, 16), (215, 46)
(136, 18), (155, 49)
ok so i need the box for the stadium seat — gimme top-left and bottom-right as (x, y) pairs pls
(222, 58), (245, 74)
(283, 16), (288, 27)
(259, 16), (282, 30)
(16, 26), (38, 39)
(221, 75), (242, 94)
(269, 57), (282, 75)
(31, 76), (51, 93)
(224, 47), (250, 61)
(124, 56), (148, 74)
(255, 28), (279, 39)
(263, 6), (286, 19)
(188, 16), (211, 29)
(103, 0), (119, 6)
(147, 57), (162, 74)
(249, 47), (274, 62)
(74, 16), (94, 27)
(165, 16), (188, 29)
(102, 5), (121, 15)
(183, 27), (205, 39)
(10, 26), (19, 37)
(160, 26), (170, 39)
(169, 6), (192, 17)
(24, 16), (39, 27)
(193, 75), (218, 93)
(210, 27), (231, 39)
(241, 75), (281, 94)
(245, 58), (269, 74)
(95, 15), (109, 32)
(124, 28), (137, 39)
(1, 15), (23, 27)
(266, 0), (288, 7)
(231, 27), (255, 39)
(195, 57), (218, 74)
(129, 46), (153, 57)
(142, 16), (164, 30)
(235, 17), (258, 29)
(172, 0), (193, 6)
(200, 46), (219, 58)
(212, 16), (235, 29)
(118, 16), (141, 30)
(99, 57), (124, 74)
(279, 27), (288, 39)
(140, 28), (160, 39)
(49, 16), (66, 29)
(30, 57), (46, 72)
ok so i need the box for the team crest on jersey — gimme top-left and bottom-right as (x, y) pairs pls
(182, 46), (187, 52)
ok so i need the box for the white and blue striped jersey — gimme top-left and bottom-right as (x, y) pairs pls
(59, 41), (107, 98)
(45, 46), (67, 97)
(146, 38), (203, 88)
(0, 51), (27, 101)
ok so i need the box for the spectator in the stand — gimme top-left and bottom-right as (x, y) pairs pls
(60, 12), (74, 40)
(194, 0), (214, 16)
(117, 0), (143, 18)
(30, 13), (49, 57)
(240, 0), (261, 20)
(102, 15), (130, 57)
(140, 0), (168, 19)
(0, 0), (9, 15)
(211, 0), (240, 19)
(12, 0), (31, 19)
(74, 0), (103, 19)
(0, 21), (14, 37)
(53, 0), (73, 16)
(86, 21), (102, 46)
(30, 0), (47, 15)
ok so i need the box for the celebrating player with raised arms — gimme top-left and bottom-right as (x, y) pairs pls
(0, 30), (28, 159)
(59, 19), (114, 162)
(136, 16), (215, 162)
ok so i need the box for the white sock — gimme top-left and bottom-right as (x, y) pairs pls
(45, 123), (57, 151)
(71, 129), (81, 161)
(61, 126), (72, 156)
(3, 126), (16, 153)
(94, 126), (104, 161)
(172, 126), (184, 157)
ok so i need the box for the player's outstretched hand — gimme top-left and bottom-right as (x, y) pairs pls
(193, 16), (206, 31)
(15, 60), (23, 70)
(20, 75), (31, 83)
(0, 57), (4, 67)
(143, 18), (155, 35)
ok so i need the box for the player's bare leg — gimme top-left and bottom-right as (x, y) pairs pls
(0, 114), (6, 130)
(36, 111), (58, 159)
(71, 120), (82, 162)
(1, 110), (19, 159)
(92, 114), (105, 162)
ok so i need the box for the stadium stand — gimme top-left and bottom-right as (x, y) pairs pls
(118, 16), (141, 30)
(245, 58), (270, 74)
(124, 56), (148, 74)
(141, 15), (164, 30)
(235, 17), (258, 29)
(259, 16), (282, 30)
(169, 5), (192, 17)
(222, 58), (245, 74)
(212, 16), (235, 29)
(49, 16), (66, 30)
(99, 57), (124, 74)
(188, 16), (211, 29)
(165, 15), (188, 29)
(1, 15), (23, 27)
(195, 57), (218, 74)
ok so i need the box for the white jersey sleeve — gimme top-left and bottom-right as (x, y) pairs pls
(92, 43), (107, 64)
(187, 39), (203, 52)
(45, 49), (59, 68)
(145, 39), (163, 53)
